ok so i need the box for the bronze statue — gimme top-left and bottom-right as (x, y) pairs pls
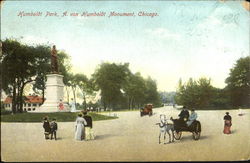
(51, 45), (58, 73)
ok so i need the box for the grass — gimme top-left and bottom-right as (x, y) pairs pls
(1, 112), (118, 123)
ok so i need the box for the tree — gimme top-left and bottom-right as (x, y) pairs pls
(74, 73), (94, 109)
(1, 38), (72, 113)
(2, 39), (39, 113)
(144, 77), (161, 107)
(92, 62), (130, 110)
(31, 45), (51, 104)
(210, 87), (230, 108)
(225, 56), (250, 107)
(175, 77), (214, 109)
(123, 72), (146, 109)
(68, 73), (78, 107)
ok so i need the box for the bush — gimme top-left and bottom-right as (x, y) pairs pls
(1, 109), (12, 115)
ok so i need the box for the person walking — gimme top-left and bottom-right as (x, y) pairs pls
(75, 113), (87, 141)
(50, 118), (58, 140)
(83, 111), (95, 140)
(223, 112), (232, 134)
(43, 116), (51, 140)
(70, 98), (76, 112)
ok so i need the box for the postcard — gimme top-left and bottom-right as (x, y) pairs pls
(1, 0), (250, 162)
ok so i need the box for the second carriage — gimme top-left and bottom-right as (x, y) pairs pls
(170, 117), (201, 140)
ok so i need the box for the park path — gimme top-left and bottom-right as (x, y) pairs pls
(1, 106), (250, 161)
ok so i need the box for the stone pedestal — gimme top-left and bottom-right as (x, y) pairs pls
(35, 74), (69, 112)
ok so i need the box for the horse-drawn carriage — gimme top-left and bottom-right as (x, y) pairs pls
(140, 104), (153, 116)
(170, 117), (201, 140)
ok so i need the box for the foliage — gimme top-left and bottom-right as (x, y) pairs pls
(225, 56), (250, 107)
(123, 72), (147, 109)
(2, 39), (46, 113)
(1, 39), (72, 113)
(92, 62), (161, 110)
(175, 77), (214, 109)
(209, 88), (230, 108)
(74, 73), (94, 109)
(92, 62), (131, 110)
(144, 77), (161, 107)
(1, 108), (12, 115)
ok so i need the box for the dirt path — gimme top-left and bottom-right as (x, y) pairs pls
(1, 107), (250, 161)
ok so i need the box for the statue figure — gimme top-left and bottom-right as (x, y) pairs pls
(51, 45), (58, 73)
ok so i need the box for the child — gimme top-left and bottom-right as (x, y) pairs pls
(43, 117), (51, 140)
(50, 118), (58, 140)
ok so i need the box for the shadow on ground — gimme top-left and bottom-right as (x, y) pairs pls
(174, 134), (212, 142)
(95, 134), (116, 140)
(231, 129), (237, 134)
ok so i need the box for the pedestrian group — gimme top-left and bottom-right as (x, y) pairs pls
(42, 110), (95, 141)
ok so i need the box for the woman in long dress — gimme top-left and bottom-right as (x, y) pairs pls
(223, 112), (232, 134)
(70, 98), (76, 112)
(75, 113), (87, 141)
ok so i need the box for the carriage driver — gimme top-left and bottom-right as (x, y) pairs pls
(178, 106), (189, 121)
(186, 109), (197, 126)
(178, 106), (190, 127)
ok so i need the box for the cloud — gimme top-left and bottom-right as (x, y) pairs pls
(20, 35), (52, 46)
(146, 28), (181, 40)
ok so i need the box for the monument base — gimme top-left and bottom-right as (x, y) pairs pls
(34, 73), (70, 113)
(34, 102), (70, 113)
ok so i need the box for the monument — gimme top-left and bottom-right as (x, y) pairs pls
(35, 45), (69, 112)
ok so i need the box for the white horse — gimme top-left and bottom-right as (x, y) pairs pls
(156, 114), (175, 144)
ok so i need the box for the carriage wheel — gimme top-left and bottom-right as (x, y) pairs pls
(192, 122), (201, 140)
(192, 132), (200, 140)
(173, 131), (182, 140)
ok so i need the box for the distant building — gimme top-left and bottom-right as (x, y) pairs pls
(3, 95), (43, 112)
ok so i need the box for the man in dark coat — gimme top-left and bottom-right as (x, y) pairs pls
(83, 111), (95, 140)
(178, 106), (190, 127)
(179, 106), (190, 120)
(43, 117), (51, 140)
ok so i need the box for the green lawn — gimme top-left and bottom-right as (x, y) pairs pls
(1, 112), (118, 123)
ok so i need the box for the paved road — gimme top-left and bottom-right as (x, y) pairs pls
(1, 106), (250, 161)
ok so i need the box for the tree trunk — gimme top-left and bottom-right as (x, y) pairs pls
(72, 86), (77, 108)
(128, 97), (130, 110)
(18, 79), (33, 113)
(103, 100), (107, 111)
(42, 88), (45, 104)
(12, 83), (17, 114)
(131, 98), (134, 110)
(19, 82), (26, 113)
(17, 84), (21, 113)
(83, 95), (87, 109)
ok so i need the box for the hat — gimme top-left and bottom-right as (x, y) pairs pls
(226, 112), (229, 115)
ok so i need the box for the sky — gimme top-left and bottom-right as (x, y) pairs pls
(1, 0), (249, 92)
